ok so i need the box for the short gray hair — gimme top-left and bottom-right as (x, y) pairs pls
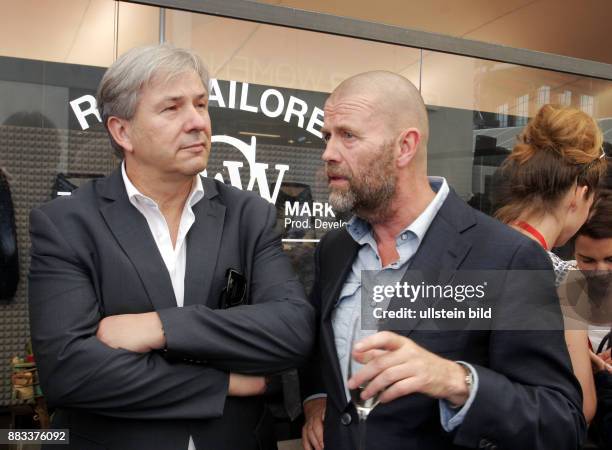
(97, 44), (209, 157)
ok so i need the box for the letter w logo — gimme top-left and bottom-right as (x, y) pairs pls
(202, 135), (289, 204)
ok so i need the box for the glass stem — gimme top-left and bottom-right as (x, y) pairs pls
(357, 413), (368, 450)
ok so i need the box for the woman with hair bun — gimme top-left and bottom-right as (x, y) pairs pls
(494, 103), (607, 424)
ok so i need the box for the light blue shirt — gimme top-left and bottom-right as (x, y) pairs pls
(331, 176), (478, 432)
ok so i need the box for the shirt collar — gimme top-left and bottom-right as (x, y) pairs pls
(346, 176), (449, 246)
(121, 161), (204, 208)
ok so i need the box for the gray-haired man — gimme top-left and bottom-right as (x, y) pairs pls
(28, 44), (314, 450)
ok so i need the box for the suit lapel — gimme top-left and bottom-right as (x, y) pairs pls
(380, 190), (475, 335)
(321, 230), (360, 320)
(414, 189), (475, 277)
(98, 169), (177, 311)
(183, 177), (226, 307)
(320, 230), (360, 411)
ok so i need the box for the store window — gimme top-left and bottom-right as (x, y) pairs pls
(420, 50), (612, 217)
(537, 86), (551, 106)
(558, 89), (572, 105)
(581, 94), (595, 115)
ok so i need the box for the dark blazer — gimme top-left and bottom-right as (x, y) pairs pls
(28, 168), (315, 450)
(302, 190), (586, 450)
(591, 369), (612, 448)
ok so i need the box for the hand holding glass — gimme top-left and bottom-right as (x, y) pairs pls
(348, 320), (380, 450)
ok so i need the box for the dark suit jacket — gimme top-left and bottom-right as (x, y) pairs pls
(28, 168), (315, 450)
(591, 370), (612, 448)
(302, 190), (586, 450)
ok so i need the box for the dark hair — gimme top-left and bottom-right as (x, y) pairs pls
(577, 189), (612, 240)
(494, 104), (606, 223)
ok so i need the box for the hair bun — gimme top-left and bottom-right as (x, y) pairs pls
(520, 104), (602, 165)
(494, 104), (606, 224)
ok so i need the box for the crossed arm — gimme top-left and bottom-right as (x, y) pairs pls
(95, 313), (266, 396)
(94, 201), (315, 373)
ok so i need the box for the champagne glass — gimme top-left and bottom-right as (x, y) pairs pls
(347, 319), (380, 450)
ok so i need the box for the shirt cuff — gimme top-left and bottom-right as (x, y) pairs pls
(439, 361), (479, 432)
(303, 393), (327, 406)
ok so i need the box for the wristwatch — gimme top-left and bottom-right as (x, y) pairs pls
(449, 361), (474, 409)
(457, 361), (474, 394)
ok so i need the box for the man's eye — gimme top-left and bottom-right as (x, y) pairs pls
(581, 257), (595, 263)
(322, 133), (331, 143)
(162, 105), (177, 112)
(343, 131), (354, 139)
(196, 103), (207, 109)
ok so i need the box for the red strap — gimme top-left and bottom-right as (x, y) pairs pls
(513, 221), (549, 250)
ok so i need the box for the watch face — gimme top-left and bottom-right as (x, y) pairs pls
(459, 363), (474, 388)
(467, 372), (474, 387)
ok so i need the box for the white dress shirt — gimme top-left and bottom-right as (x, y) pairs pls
(122, 163), (204, 450)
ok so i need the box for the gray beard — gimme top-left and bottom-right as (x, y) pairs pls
(327, 138), (397, 221)
(328, 171), (396, 223)
(329, 189), (356, 214)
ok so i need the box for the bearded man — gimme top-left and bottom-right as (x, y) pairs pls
(300, 71), (585, 450)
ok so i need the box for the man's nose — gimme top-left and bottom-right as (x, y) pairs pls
(322, 138), (340, 163)
(184, 106), (210, 133)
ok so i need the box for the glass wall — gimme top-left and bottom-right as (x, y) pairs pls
(246, 0), (612, 64)
(0, 2), (610, 443)
(420, 51), (612, 213)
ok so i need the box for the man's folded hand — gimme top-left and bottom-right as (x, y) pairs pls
(97, 312), (166, 353)
(302, 397), (326, 450)
(228, 373), (267, 396)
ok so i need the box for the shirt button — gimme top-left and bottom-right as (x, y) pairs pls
(401, 233), (408, 240)
(340, 412), (352, 426)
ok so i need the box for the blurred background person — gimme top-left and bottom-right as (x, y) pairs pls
(494, 103), (607, 424)
(575, 189), (612, 348)
(574, 186), (612, 449)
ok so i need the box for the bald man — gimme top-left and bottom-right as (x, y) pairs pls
(300, 71), (585, 450)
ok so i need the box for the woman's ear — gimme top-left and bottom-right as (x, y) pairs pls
(107, 117), (134, 154)
(577, 185), (591, 203)
(569, 185), (592, 213)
